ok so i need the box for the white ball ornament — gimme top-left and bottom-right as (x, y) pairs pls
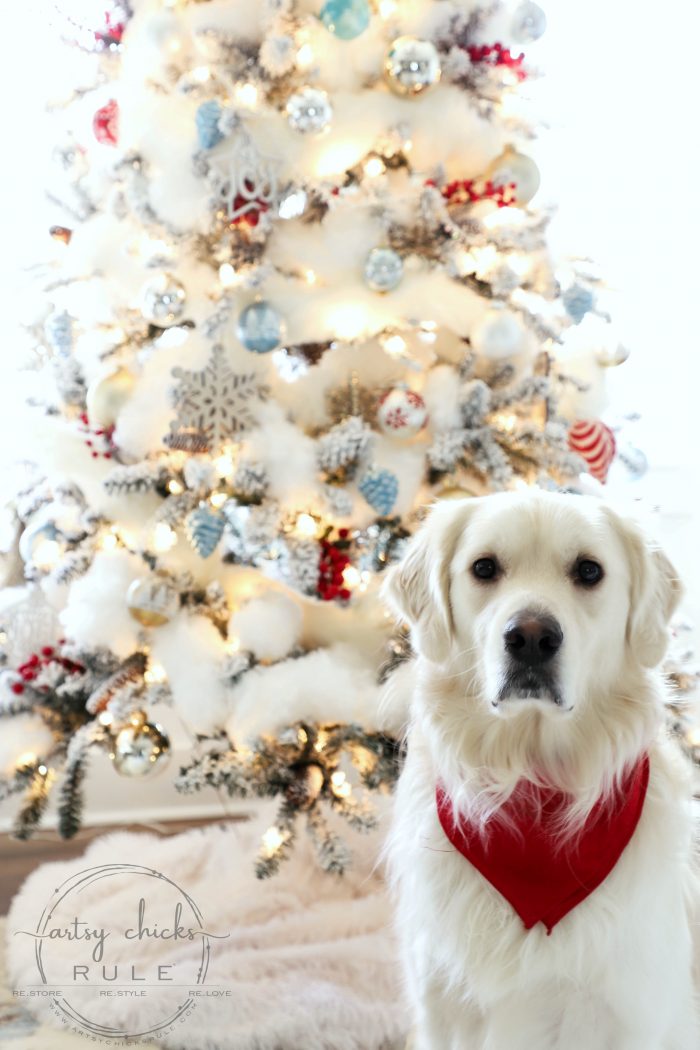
(470, 308), (526, 359)
(127, 577), (180, 627)
(385, 37), (441, 97)
(141, 273), (187, 328)
(86, 367), (135, 428)
(377, 387), (428, 439)
(487, 146), (540, 206)
(286, 88), (333, 134)
(229, 591), (303, 664)
(511, 1), (547, 43)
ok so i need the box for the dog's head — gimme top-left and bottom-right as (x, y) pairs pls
(384, 490), (681, 721)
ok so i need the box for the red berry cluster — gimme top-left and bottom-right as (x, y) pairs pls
(318, 529), (353, 602)
(11, 645), (84, 696)
(79, 413), (117, 460)
(467, 43), (527, 82)
(427, 177), (516, 209)
(95, 11), (125, 47)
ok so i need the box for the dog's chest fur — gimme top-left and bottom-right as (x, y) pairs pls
(388, 735), (699, 1048)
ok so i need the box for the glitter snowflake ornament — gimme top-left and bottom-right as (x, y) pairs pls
(377, 387), (428, 439)
(164, 344), (266, 453)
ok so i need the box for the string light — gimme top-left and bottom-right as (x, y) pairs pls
(191, 66), (211, 83)
(98, 711), (114, 727)
(167, 479), (184, 495)
(214, 452), (235, 477)
(296, 43), (314, 69)
(363, 155), (386, 178)
(342, 565), (361, 589)
(37, 764), (48, 777)
(296, 512), (320, 538)
(234, 83), (259, 108)
(210, 491), (228, 509)
(327, 304), (367, 341)
(304, 269), (317, 285)
(100, 528), (119, 551)
(226, 636), (241, 654)
(330, 770), (352, 799)
(261, 826), (284, 856)
(152, 523), (177, 552)
(218, 263), (237, 287)
(381, 332), (407, 357)
(144, 662), (167, 684)
(378, 0), (398, 16)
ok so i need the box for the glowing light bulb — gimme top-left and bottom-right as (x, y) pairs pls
(235, 82), (259, 108)
(227, 636), (241, 654)
(327, 304), (366, 341)
(167, 479), (184, 495)
(145, 662), (167, 684)
(214, 452), (235, 478)
(330, 770), (352, 799)
(296, 43), (314, 69)
(304, 269), (317, 285)
(296, 513), (319, 538)
(98, 710), (114, 726)
(219, 263), (237, 288)
(152, 523), (177, 552)
(262, 826), (284, 855)
(210, 491), (228, 509)
(381, 333), (406, 357)
(37, 764), (48, 776)
(278, 190), (307, 220)
(101, 530), (119, 551)
(192, 66), (211, 83)
(379, 0), (398, 16)
(364, 155), (386, 178)
(342, 566), (361, 589)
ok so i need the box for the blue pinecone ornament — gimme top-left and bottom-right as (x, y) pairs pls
(358, 467), (399, 517)
(185, 504), (225, 558)
(562, 284), (595, 325)
(196, 100), (224, 150)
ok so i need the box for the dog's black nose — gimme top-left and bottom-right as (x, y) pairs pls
(503, 611), (563, 666)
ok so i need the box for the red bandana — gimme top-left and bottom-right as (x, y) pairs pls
(436, 755), (649, 934)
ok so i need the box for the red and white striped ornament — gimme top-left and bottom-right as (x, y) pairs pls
(568, 420), (616, 482)
(377, 387), (428, 438)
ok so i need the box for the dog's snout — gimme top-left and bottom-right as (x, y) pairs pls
(503, 610), (563, 667)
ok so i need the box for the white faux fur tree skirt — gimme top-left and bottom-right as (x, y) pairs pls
(3, 808), (406, 1050)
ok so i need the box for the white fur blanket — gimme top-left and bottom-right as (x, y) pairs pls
(3, 808), (406, 1050)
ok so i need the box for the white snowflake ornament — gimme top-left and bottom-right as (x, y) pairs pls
(377, 387), (428, 439)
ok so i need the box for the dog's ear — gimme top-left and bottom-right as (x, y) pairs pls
(604, 507), (683, 668)
(383, 499), (477, 663)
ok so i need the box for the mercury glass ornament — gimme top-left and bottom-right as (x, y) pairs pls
(141, 272), (187, 327)
(126, 577), (180, 627)
(364, 247), (403, 292)
(487, 146), (540, 206)
(85, 367), (135, 428)
(320, 0), (371, 40)
(111, 715), (170, 778)
(236, 300), (285, 353)
(511, 1), (547, 43)
(19, 520), (64, 570)
(286, 88), (333, 134)
(385, 37), (441, 97)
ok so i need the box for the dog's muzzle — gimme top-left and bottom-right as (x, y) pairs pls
(496, 609), (564, 707)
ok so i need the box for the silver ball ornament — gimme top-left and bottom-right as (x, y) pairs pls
(385, 37), (441, 97)
(19, 521), (65, 570)
(364, 247), (403, 292)
(511, 1), (547, 43)
(286, 88), (333, 134)
(471, 308), (526, 359)
(111, 715), (170, 778)
(141, 272), (187, 328)
(237, 301), (285, 353)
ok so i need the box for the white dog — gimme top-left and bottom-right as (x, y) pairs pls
(383, 490), (699, 1050)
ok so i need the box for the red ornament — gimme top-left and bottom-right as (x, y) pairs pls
(93, 100), (119, 147)
(568, 420), (617, 482)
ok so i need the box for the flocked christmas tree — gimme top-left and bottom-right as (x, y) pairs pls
(1, 0), (697, 874)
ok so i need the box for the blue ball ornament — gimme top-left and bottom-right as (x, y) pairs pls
(320, 0), (371, 40)
(236, 301), (285, 354)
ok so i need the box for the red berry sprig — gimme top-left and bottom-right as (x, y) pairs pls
(426, 177), (516, 209)
(78, 413), (117, 460)
(467, 43), (527, 82)
(317, 529), (353, 602)
(11, 644), (84, 696)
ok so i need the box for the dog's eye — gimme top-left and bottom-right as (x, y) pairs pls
(472, 557), (500, 581)
(574, 559), (604, 586)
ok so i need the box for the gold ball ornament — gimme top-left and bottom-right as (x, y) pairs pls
(385, 37), (441, 96)
(85, 368), (135, 428)
(487, 146), (540, 206)
(111, 713), (170, 778)
(126, 577), (180, 627)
